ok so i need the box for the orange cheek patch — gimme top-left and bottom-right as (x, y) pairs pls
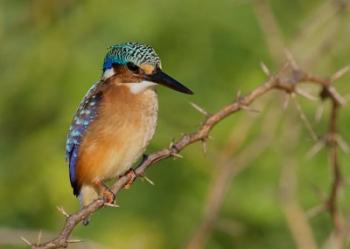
(140, 64), (155, 75)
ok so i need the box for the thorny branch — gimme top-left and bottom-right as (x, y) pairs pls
(184, 107), (280, 249)
(325, 92), (343, 232)
(29, 61), (347, 249)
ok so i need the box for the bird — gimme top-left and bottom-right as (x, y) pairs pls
(66, 42), (193, 209)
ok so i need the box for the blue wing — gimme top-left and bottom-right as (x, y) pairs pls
(66, 81), (103, 196)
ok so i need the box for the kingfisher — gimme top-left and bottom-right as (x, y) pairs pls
(66, 42), (193, 209)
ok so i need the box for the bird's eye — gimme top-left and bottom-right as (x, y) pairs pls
(127, 62), (139, 73)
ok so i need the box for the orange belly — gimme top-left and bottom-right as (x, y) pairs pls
(75, 85), (158, 187)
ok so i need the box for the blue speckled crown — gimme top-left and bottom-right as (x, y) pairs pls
(103, 42), (161, 71)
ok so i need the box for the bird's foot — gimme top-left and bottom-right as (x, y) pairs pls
(94, 180), (115, 204)
(101, 188), (115, 204)
(123, 168), (137, 189)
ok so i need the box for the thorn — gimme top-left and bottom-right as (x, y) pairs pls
(292, 96), (318, 142)
(142, 175), (155, 186)
(296, 88), (318, 101)
(236, 90), (242, 100)
(260, 61), (270, 76)
(240, 105), (261, 113)
(20, 236), (32, 246)
(328, 86), (346, 106)
(331, 65), (350, 82)
(315, 104), (324, 123)
(336, 135), (350, 154)
(171, 152), (183, 159)
(169, 143), (182, 159)
(37, 230), (42, 244)
(67, 239), (83, 244)
(306, 205), (326, 218)
(57, 206), (70, 218)
(283, 93), (290, 110)
(201, 139), (208, 155)
(284, 49), (298, 70)
(190, 102), (209, 116)
(104, 203), (119, 208)
(306, 140), (326, 159)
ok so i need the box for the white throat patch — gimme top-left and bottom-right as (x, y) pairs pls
(127, 81), (157, 94)
(102, 68), (115, 80)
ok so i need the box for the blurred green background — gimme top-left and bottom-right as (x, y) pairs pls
(1, 0), (350, 248)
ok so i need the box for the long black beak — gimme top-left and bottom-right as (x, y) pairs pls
(146, 69), (193, 95)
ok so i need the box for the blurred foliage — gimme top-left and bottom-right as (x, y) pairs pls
(0, 0), (350, 248)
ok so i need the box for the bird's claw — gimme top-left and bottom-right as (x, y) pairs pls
(94, 180), (115, 204)
(123, 169), (137, 189)
(101, 189), (115, 204)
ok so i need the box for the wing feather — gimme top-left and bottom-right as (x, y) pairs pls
(65, 81), (103, 195)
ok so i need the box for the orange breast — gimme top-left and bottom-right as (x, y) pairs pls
(76, 84), (158, 187)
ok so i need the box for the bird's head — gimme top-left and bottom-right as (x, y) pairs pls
(102, 42), (193, 95)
